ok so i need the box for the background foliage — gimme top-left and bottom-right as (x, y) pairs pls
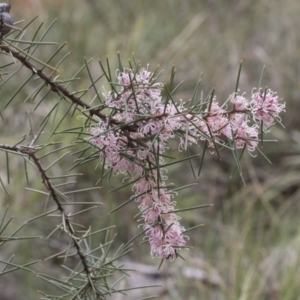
(0, 0), (299, 299)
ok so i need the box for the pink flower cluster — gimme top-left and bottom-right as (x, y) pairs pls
(91, 68), (187, 258)
(251, 89), (285, 127)
(132, 175), (186, 259)
(90, 67), (285, 259)
(179, 90), (285, 153)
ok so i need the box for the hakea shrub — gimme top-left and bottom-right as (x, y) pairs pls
(90, 67), (285, 259)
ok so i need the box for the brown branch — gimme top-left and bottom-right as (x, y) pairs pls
(0, 44), (108, 119)
(0, 43), (142, 138)
(0, 143), (98, 291)
(29, 155), (91, 271)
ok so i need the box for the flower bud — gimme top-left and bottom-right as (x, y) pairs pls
(0, 3), (13, 38)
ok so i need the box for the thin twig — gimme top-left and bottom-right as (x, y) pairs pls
(0, 143), (94, 289)
(0, 44), (107, 120)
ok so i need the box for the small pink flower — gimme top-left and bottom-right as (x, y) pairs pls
(235, 121), (258, 152)
(117, 71), (132, 86)
(218, 117), (232, 140)
(199, 100), (233, 144)
(209, 100), (225, 115)
(231, 94), (249, 111)
(164, 223), (186, 245)
(251, 89), (285, 127)
(136, 68), (152, 84)
(230, 113), (245, 129)
(145, 223), (185, 259)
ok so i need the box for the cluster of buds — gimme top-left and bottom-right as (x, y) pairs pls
(90, 67), (285, 259)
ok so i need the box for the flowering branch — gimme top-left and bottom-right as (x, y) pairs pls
(89, 68), (285, 259)
(0, 40), (285, 260)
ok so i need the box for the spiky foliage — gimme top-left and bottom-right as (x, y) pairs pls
(0, 9), (285, 300)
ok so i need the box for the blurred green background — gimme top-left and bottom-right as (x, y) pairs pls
(1, 0), (300, 299)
